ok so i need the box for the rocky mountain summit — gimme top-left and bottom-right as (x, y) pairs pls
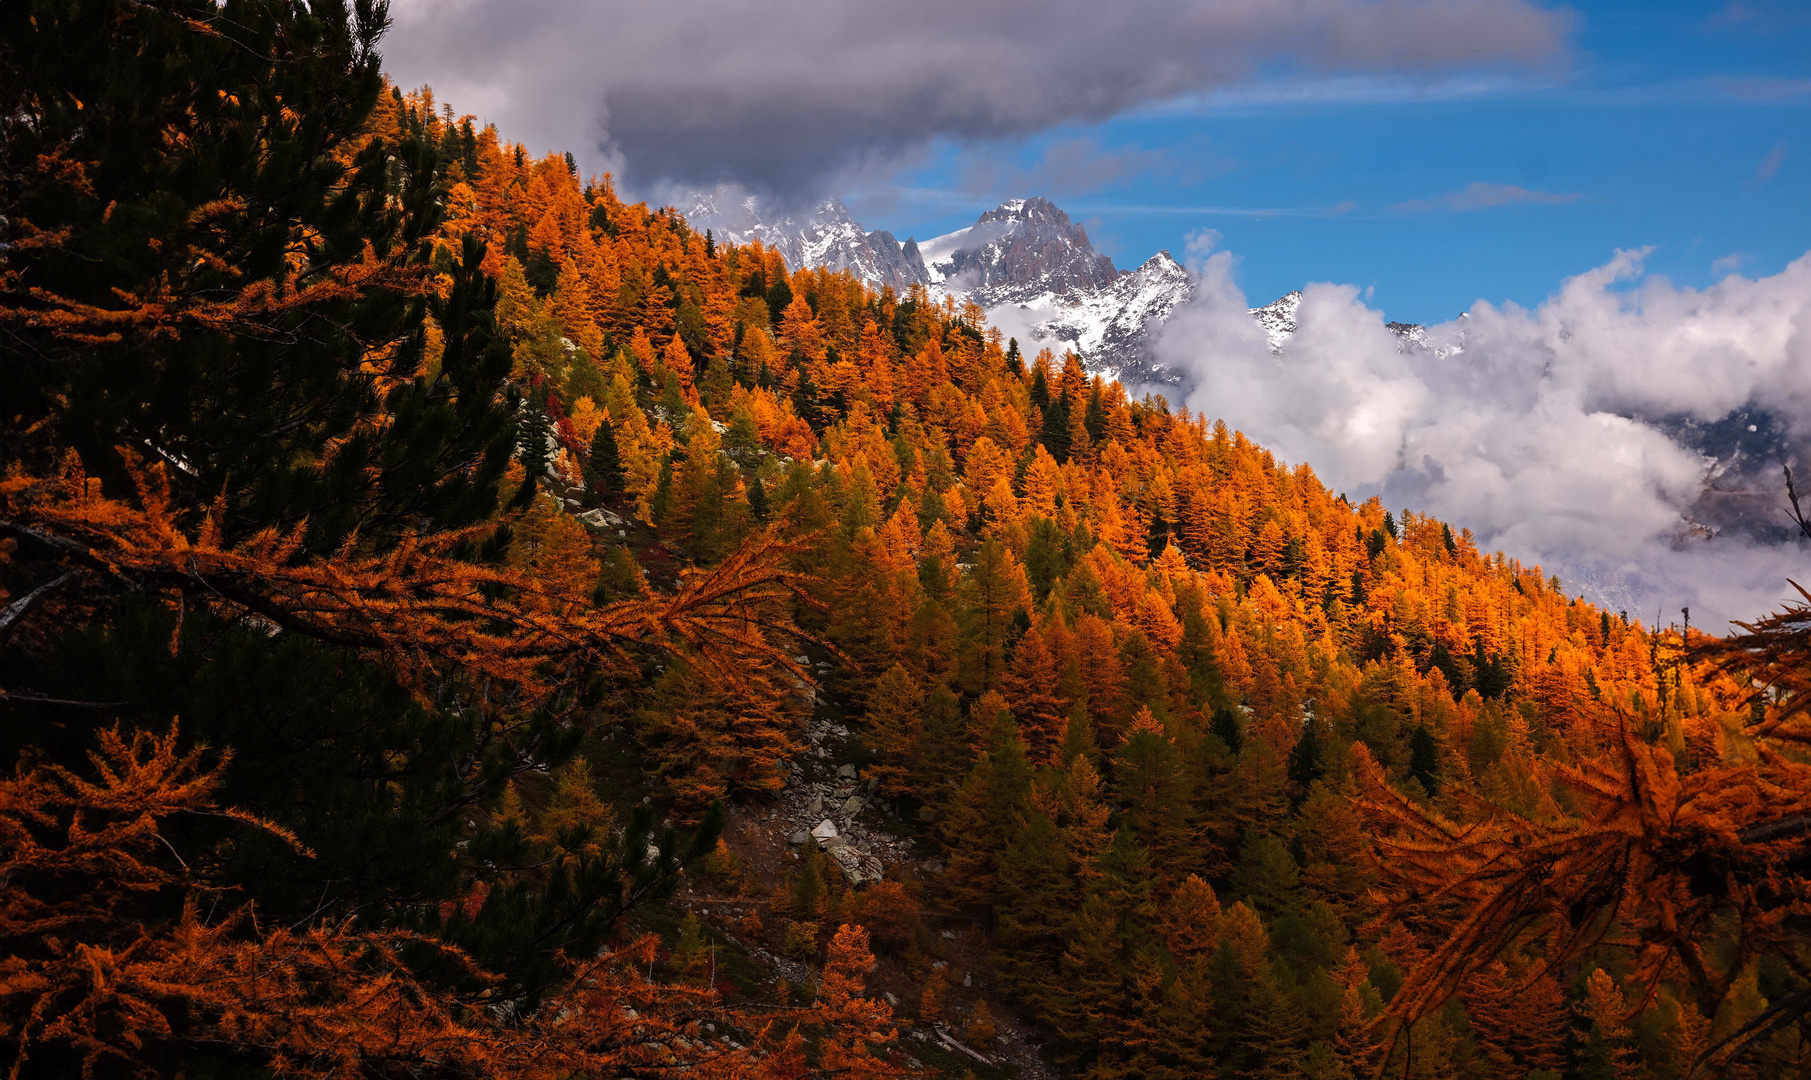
(1249, 290), (1302, 354)
(917, 197), (1119, 306)
(1013, 248), (1195, 389)
(686, 188), (929, 292)
(914, 198), (1197, 389)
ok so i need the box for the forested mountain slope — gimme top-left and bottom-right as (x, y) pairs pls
(3, 7), (1808, 1079)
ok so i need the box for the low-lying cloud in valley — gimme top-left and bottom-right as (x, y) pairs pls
(1164, 243), (1811, 629)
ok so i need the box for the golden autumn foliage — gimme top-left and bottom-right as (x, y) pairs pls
(1354, 594), (1811, 1075)
(7, 13), (1811, 1077)
(1, 449), (813, 708)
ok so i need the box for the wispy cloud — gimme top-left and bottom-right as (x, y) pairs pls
(1712, 253), (1746, 276)
(1752, 139), (1789, 184)
(1577, 75), (1811, 108)
(1389, 182), (1581, 214)
(1133, 72), (1566, 115)
(1142, 71), (1811, 115)
(1706, 76), (1811, 103)
(1705, 1), (1811, 32)
(1065, 199), (1359, 218)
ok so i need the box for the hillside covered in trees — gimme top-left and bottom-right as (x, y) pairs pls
(3, 3), (1810, 1079)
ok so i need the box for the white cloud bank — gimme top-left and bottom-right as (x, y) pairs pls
(1163, 247), (1811, 629)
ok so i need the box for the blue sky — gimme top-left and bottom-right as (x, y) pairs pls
(845, 0), (1811, 324)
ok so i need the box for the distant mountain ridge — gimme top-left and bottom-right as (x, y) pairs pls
(686, 189), (1200, 389)
(684, 190), (1475, 393)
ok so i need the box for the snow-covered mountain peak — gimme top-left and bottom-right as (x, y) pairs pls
(973, 195), (1065, 228)
(682, 190), (1193, 388)
(992, 246), (1196, 389)
(1248, 290), (1303, 355)
(684, 187), (929, 292)
(921, 196), (1120, 308)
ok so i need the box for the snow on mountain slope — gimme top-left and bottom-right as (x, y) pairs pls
(683, 190), (1322, 390)
(915, 219), (998, 284)
(685, 188), (929, 292)
(1254, 293), (1467, 361)
(906, 197), (1200, 386)
(1248, 291), (1302, 355)
(988, 250), (1195, 388)
(917, 197), (1119, 307)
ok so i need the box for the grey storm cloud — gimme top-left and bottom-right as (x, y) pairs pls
(381, 0), (1571, 197)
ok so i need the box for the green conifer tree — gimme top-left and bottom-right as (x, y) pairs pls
(957, 540), (1030, 695)
(1084, 384), (1108, 443)
(1041, 390), (1073, 462)
(992, 809), (1073, 1007)
(1408, 725), (1442, 797)
(1212, 704), (1246, 754)
(746, 473), (770, 520)
(942, 721), (1033, 907)
(586, 417), (624, 503)
(1230, 833), (1304, 918)
(912, 687), (971, 810)
(1288, 717), (1325, 806)
(0, 1), (722, 1021)
(514, 391), (555, 506)
(1113, 720), (1195, 876)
